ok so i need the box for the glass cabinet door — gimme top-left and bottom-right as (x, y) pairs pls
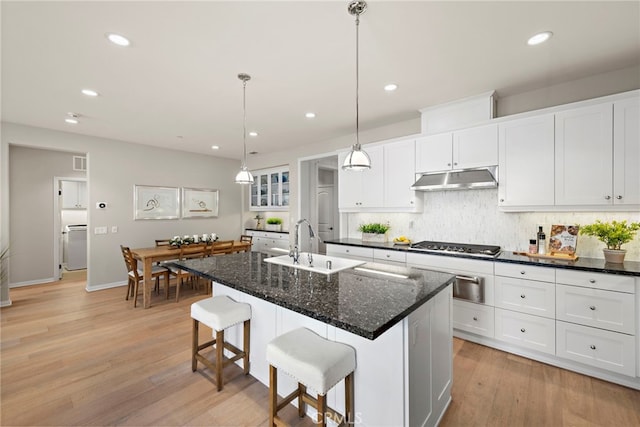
(250, 179), (259, 207)
(260, 174), (269, 206)
(270, 172), (280, 206)
(281, 171), (289, 207)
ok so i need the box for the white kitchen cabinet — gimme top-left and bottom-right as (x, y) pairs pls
(555, 103), (614, 205)
(383, 139), (422, 211)
(373, 248), (406, 266)
(498, 114), (555, 208)
(556, 321), (636, 377)
(494, 275), (555, 319)
(415, 123), (498, 173)
(613, 97), (640, 205)
(61, 180), (87, 209)
(249, 166), (289, 211)
(452, 299), (495, 338)
(494, 262), (556, 283)
(326, 243), (373, 262)
(495, 307), (556, 355)
(338, 146), (384, 210)
(245, 230), (289, 255)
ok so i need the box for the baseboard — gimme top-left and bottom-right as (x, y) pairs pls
(0, 298), (12, 307)
(9, 277), (56, 288)
(86, 281), (126, 292)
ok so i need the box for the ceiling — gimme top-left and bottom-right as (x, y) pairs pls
(2, 1), (639, 160)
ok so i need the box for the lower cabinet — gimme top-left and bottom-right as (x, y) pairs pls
(245, 230), (289, 255)
(556, 321), (636, 377)
(326, 244), (374, 262)
(452, 299), (494, 338)
(494, 308), (556, 355)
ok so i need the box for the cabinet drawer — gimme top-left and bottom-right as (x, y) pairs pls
(249, 231), (289, 240)
(326, 244), (373, 261)
(556, 321), (636, 377)
(495, 263), (555, 283)
(452, 300), (494, 338)
(373, 249), (406, 264)
(494, 308), (555, 355)
(556, 269), (635, 293)
(494, 276), (555, 319)
(556, 284), (635, 334)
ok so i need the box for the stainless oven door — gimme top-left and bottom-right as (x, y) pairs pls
(453, 275), (484, 304)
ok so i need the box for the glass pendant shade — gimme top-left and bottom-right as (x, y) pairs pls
(235, 167), (254, 184)
(342, 143), (371, 171)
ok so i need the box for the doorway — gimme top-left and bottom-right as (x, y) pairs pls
(55, 177), (88, 281)
(299, 155), (339, 254)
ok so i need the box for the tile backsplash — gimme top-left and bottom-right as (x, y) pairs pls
(345, 189), (640, 261)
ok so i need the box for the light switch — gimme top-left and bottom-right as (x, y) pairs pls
(111, 226), (118, 233)
(94, 226), (108, 235)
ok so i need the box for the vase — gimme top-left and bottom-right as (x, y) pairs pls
(603, 248), (626, 263)
(266, 224), (282, 232)
(362, 232), (387, 243)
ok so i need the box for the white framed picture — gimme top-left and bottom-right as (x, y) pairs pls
(182, 187), (219, 218)
(133, 185), (180, 220)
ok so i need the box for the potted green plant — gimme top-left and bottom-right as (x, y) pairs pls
(579, 220), (640, 263)
(359, 222), (391, 243)
(266, 217), (283, 232)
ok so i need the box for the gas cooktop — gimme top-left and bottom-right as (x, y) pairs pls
(409, 240), (501, 258)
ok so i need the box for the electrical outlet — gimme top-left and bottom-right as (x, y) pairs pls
(111, 226), (118, 233)
(94, 226), (108, 235)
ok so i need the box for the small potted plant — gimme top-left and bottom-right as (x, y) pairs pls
(579, 220), (640, 263)
(266, 217), (283, 232)
(359, 222), (391, 243)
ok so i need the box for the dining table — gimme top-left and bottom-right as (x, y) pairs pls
(130, 241), (252, 308)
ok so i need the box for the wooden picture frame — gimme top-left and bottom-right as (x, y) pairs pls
(182, 187), (219, 218)
(133, 185), (180, 220)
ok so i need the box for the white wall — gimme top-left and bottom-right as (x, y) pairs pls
(1, 123), (243, 298)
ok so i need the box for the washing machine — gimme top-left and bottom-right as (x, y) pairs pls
(64, 224), (87, 270)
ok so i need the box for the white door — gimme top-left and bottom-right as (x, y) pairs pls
(317, 185), (335, 254)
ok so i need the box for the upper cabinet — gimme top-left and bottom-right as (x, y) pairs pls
(61, 180), (87, 209)
(339, 140), (423, 212)
(613, 97), (640, 205)
(250, 166), (289, 211)
(415, 124), (498, 173)
(555, 103), (614, 206)
(498, 115), (555, 207)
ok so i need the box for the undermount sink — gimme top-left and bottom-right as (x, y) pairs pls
(263, 253), (365, 275)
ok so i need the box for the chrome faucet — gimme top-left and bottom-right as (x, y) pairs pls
(290, 218), (317, 265)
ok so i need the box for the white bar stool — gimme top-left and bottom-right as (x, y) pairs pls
(266, 328), (356, 427)
(190, 295), (251, 391)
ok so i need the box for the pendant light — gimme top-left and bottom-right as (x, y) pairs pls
(235, 73), (254, 184)
(342, 0), (371, 171)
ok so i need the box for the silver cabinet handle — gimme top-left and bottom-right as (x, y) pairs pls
(500, 198), (505, 202)
(447, 163), (451, 166)
(616, 195), (623, 200)
(590, 345), (596, 350)
(589, 279), (596, 283)
(605, 195), (611, 200)
(520, 328), (526, 333)
(473, 316), (478, 321)
(520, 294), (526, 299)
(455, 275), (480, 284)
(589, 305), (596, 311)
(520, 271), (526, 275)
(386, 254), (391, 258)
(453, 162), (458, 166)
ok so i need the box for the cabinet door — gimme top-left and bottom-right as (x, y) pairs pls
(452, 299), (495, 338)
(338, 146), (384, 210)
(555, 103), (613, 205)
(494, 276), (555, 319)
(270, 172), (281, 206)
(258, 173), (269, 207)
(383, 139), (419, 209)
(281, 171), (290, 207)
(61, 180), (86, 209)
(494, 308), (556, 355)
(613, 97), (640, 205)
(76, 181), (87, 208)
(498, 115), (555, 207)
(415, 133), (452, 172)
(453, 123), (498, 169)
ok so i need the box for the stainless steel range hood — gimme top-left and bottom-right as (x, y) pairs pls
(411, 166), (498, 191)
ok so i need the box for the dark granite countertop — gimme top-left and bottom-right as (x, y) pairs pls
(169, 252), (455, 340)
(325, 239), (640, 277)
(245, 228), (289, 234)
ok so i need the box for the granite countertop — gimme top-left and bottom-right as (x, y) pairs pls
(169, 252), (455, 340)
(245, 228), (289, 234)
(325, 238), (640, 277)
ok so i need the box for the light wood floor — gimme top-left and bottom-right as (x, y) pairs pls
(2, 276), (639, 426)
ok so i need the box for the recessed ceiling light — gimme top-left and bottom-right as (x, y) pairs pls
(384, 83), (398, 92)
(65, 118), (78, 124)
(211, 145), (219, 150)
(305, 112), (316, 118)
(106, 33), (131, 47)
(527, 31), (553, 46)
(249, 131), (258, 137)
(81, 89), (99, 97)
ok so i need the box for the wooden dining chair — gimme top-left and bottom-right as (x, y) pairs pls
(240, 235), (252, 244)
(166, 243), (208, 302)
(210, 240), (235, 256)
(120, 245), (170, 308)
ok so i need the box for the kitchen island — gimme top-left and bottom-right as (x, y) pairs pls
(171, 251), (455, 427)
